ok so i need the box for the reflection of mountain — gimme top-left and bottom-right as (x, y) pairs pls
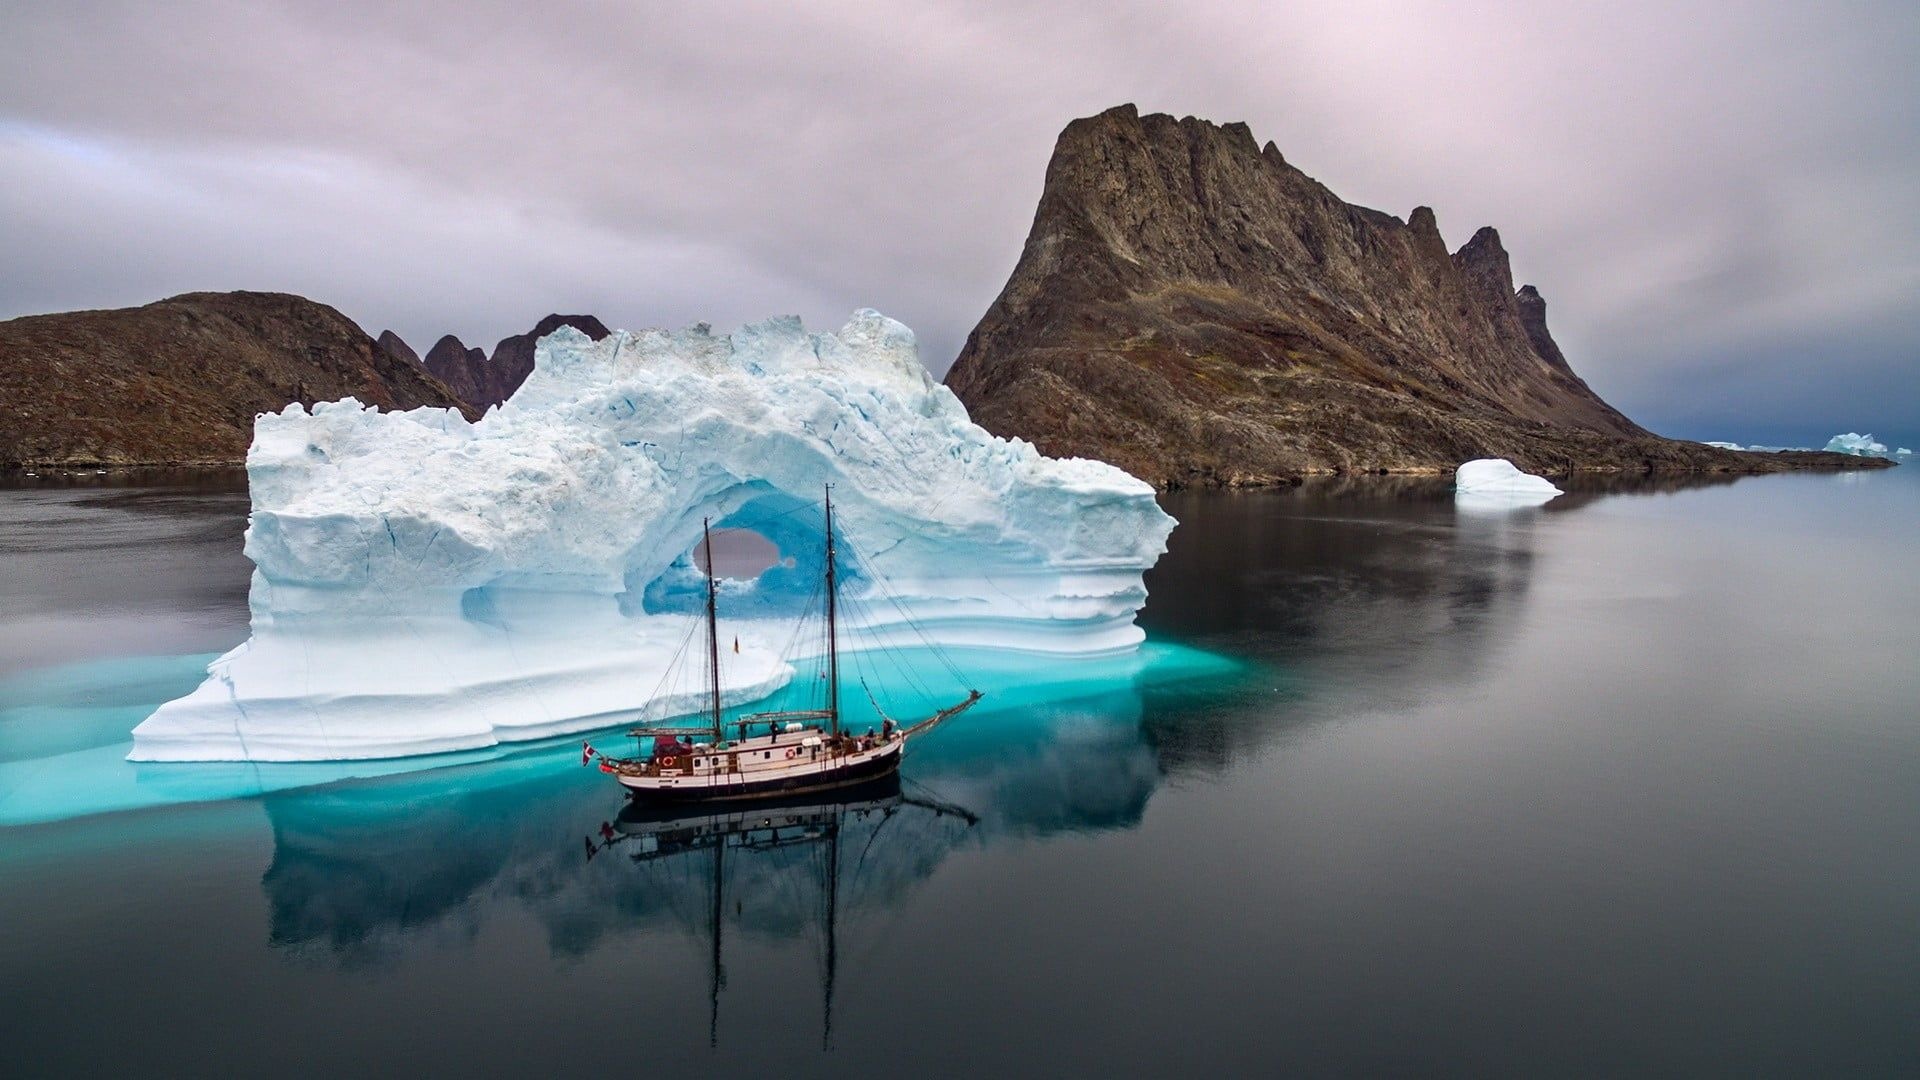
(1140, 482), (1546, 770)
(1149, 482), (1534, 662)
(1138, 473), (1782, 774)
(257, 676), (1193, 967)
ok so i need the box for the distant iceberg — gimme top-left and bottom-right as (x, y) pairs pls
(1701, 433), (1906, 461)
(1454, 458), (1562, 510)
(131, 311), (1174, 762)
(1824, 432), (1890, 457)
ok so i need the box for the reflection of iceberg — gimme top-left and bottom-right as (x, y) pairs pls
(133, 312), (1173, 762)
(1453, 458), (1562, 511)
(253, 643), (1239, 965)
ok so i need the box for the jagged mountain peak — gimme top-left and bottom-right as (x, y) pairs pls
(944, 107), (1734, 484)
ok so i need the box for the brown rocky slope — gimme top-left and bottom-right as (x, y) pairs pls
(0, 292), (473, 466)
(946, 105), (1885, 485)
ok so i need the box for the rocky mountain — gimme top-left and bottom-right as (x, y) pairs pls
(421, 334), (492, 407)
(0, 292), (472, 466)
(424, 315), (611, 410)
(375, 329), (420, 368)
(946, 105), (1883, 485)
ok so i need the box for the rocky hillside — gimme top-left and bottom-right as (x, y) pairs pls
(424, 314), (611, 410)
(947, 105), (1883, 485)
(0, 292), (472, 466)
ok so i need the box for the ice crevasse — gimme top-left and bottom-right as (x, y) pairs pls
(131, 312), (1175, 762)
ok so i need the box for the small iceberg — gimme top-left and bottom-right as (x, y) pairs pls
(1454, 458), (1562, 510)
(1824, 432), (1896, 458)
(1702, 434), (1908, 460)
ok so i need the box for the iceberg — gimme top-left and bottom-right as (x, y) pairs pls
(1703, 435), (1909, 460)
(1453, 458), (1563, 510)
(130, 311), (1174, 762)
(1824, 432), (1891, 457)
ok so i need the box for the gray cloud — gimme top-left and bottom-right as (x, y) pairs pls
(2, 0), (1915, 446)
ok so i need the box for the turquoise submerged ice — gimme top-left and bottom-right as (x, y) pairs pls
(130, 311), (1175, 762)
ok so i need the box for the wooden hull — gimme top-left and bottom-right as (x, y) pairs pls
(617, 741), (903, 805)
(615, 774), (903, 829)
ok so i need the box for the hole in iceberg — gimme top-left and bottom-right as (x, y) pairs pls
(626, 485), (866, 620)
(692, 528), (787, 581)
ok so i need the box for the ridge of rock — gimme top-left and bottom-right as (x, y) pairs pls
(945, 106), (1882, 483)
(0, 292), (471, 466)
(422, 315), (612, 410)
(421, 334), (491, 407)
(375, 330), (420, 368)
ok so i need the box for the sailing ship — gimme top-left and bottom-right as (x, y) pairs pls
(590, 486), (981, 803)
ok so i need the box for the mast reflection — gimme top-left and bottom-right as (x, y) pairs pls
(585, 776), (978, 1049)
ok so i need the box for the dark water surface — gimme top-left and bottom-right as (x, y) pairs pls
(1, 467), (1916, 1076)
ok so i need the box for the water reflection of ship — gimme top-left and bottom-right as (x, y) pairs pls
(259, 675), (1194, 965)
(584, 775), (978, 1049)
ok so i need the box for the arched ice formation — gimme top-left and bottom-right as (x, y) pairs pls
(131, 311), (1174, 761)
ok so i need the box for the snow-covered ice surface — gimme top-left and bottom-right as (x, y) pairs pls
(130, 311), (1174, 762)
(1453, 458), (1563, 511)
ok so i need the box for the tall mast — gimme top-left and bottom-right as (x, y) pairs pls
(704, 517), (723, 743)
(824, 486), (841, 736)
(822, 808), (840, 1051)
(709, 835), (725, 1048)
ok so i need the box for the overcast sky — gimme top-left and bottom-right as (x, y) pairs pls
(2, 1), (1914, 446)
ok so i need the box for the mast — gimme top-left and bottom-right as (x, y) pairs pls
(704, 517), (723, 743)
(709, 832), (726, 1048)
(822, 807), (840, 1051)
(824, 486), (841, 736)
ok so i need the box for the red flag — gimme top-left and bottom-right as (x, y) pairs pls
(581, 741), (594, 766)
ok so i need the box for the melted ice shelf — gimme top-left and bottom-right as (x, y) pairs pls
(130, 312), (1174, 762)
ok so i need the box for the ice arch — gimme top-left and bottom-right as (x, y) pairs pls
(633, 484), (867, 620)
(131, 311), (1174, 762)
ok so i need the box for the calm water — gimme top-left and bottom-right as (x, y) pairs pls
(1, 467), (1916, 1076)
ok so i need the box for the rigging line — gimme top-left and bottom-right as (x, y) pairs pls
(769, 571), (826, 670)
(846, 597), (938, 707)
(635, 612), (703, 726)
(840, 535), (972, 685)
(848, 595), (921, 707)
(844, 589), (944, 704)
(856, 589), (946, 693)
